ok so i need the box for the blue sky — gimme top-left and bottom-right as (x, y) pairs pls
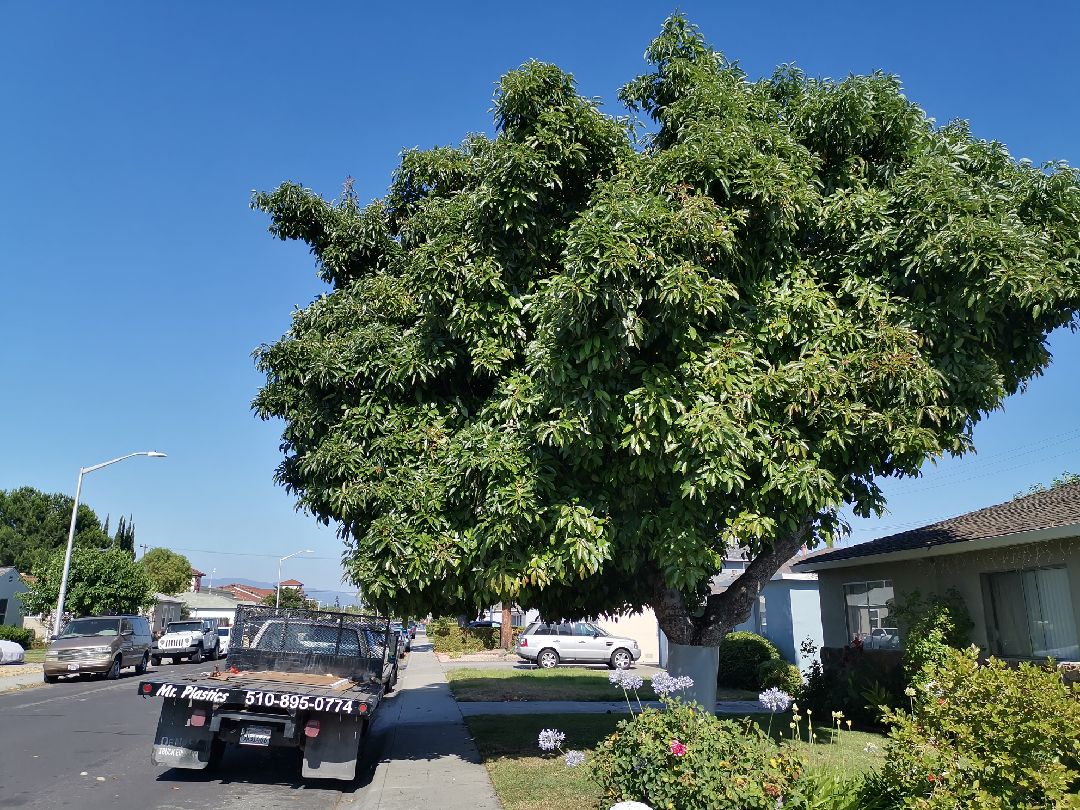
(1, 2), (1077, 598)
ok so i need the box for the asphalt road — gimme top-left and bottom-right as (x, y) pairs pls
(0, 657), (406, 810)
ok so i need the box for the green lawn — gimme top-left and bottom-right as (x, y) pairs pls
(465, 711), (885, 810)
(446, 666), (757, 702)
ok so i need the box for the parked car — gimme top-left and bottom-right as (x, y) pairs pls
(407, 620), (417, 639)
(467, 620), (501, 629)
(390, 622), (410, 656)
(43, 615), (153, 682)
(216, 626), (231, 656)
(151, 618), (221, 665)
(515, 620), (640, 669)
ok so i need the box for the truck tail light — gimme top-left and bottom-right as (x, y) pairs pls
(304, 719), (320, 738)
(141, 683), (152, 694)
(189, 708), (208, 728)
(519, 637), (527, 647)
(358, 702), (368, 714)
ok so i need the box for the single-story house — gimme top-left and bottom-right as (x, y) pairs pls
(795, 482), (1080, 672)
(146, 593), (184, 634)
(177, 590), (244, 626)
(0, 567), (28, 628)
(657, 552), (823, 670)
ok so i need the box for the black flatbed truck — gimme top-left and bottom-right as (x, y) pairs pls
(138, 605), (397, 781)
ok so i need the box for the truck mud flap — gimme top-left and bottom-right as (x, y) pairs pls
(302, 713), (367, 781)
(151, 698), (216, 770)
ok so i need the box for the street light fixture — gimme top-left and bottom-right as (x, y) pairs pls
(276, 549), (315, 610)
(53, 451), (167, 637)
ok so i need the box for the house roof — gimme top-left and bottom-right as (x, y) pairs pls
(279, 579), (303, 587)
(177, 591), (242, 610)
(190, 568), (206, 577)
(220, 583), (272, 602)
(0, 566), (15, 577)
(152, 592), (183, 604)
(795, 481), (1080, 571)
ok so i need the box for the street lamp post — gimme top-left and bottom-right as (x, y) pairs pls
(276, 549), (314, 611)
(53, 451), (167, 637)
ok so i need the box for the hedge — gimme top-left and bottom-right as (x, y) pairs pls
(0, 625), (35, 650)
(717, 631), (781, 689)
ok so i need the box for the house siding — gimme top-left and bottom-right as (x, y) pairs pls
(815, 535), (1080, 659)
(0, 568), (28, 627)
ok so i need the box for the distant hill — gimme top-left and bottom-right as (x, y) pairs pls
(213, 576), (361, 609)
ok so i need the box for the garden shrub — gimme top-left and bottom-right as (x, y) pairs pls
(425, 617), (518, 656)
(864, 646), (1080, 809)
(590, 697), (803, 809)
(801, 638), (904, 728)
(888, 589), (972, 683)
(757, 658), (803, 695)
(717, 631), (780, 689)
(0, 625), (35, 649)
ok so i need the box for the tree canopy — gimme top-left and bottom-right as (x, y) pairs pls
(0, 486), (111, 573)
(21, 546), (153, 618)
(139, 547), (192, 595)
(261, 587), (316, 611)
(253, 16), (1080, 644)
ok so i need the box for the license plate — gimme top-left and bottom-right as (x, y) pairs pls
(239, 725), (273, 747)
(67, 664), (80, 671)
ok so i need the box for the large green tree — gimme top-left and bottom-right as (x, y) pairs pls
(21, 546), (153, 618)
(139, 547), (192, 595)
(0, 487), (111, 573)
(252, 16), (1080, 645)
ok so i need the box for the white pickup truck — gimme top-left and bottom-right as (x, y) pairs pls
(152, 619), (221, 665)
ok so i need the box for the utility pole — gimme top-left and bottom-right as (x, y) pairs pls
(138, 543), (149, 560)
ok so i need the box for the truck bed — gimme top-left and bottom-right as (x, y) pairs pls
(139, 668), (382, 716)
(138, 606), (395, 780)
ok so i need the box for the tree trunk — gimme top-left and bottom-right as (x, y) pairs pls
(653, 521), (812, 647)
(500, 604), (513, 650)
(666, 642), (719, 710)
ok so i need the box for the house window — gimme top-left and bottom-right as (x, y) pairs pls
(843, 580), (899, 649)
(0, 598), (7, 625)
(986, 566), (1079, 660)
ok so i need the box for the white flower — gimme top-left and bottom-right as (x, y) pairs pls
(758, 687), (792, 713)
(538, 728), (566, 751)
(609, 669), (644, 691)
(651, 671), (694, 697)
(564, 750), (586, 768)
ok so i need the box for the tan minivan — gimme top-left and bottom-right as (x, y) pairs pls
(43, 615), (153, 683)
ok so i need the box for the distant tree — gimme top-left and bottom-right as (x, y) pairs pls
(21, 546), (153, 619)
(1014, 471), (1080, 499)
(139, 547), (192, 595)
(261, 587), (316, 611)
(112, 514), (136, 558)
(253, 15), (1080, 648)
(0, 487), (111, 573)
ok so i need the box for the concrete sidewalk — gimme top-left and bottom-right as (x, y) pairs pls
(457, 698), (761, 716)
(0, 663), (43, 693)
(343, 646), (501, 809)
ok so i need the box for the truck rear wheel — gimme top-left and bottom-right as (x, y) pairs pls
(207, 738), (226, 769)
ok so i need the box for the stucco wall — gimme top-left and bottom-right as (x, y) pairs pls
(815, 535), (1080, 658)
(0, 570), (28, 627)
(599, 608), (660, 664)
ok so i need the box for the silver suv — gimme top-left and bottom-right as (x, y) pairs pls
(516, 620), (641, 669)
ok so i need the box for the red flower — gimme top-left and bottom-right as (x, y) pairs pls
(669, 740), (687, 757)
(927, 774), (936, 783)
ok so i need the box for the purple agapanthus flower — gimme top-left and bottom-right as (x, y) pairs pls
(564, 750), (586, 768)
(538, 728), (566, 751)
(758, 687), (793, 713)
(651, 671), (694, 697)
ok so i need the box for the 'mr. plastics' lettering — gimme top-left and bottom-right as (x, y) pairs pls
(155, 683), (229, 703)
